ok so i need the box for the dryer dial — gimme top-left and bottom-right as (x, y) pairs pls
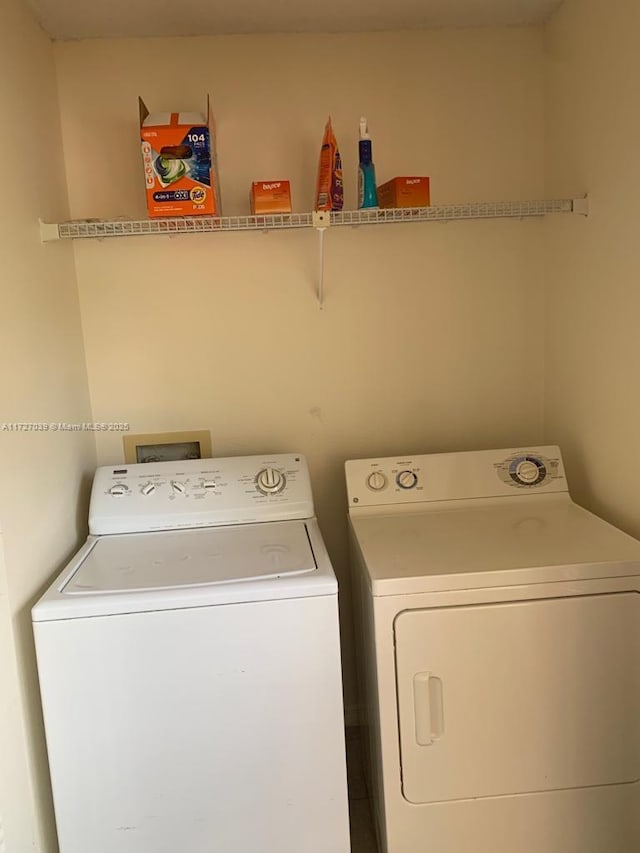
(396, 470), (418, 490)
(516, 460), (540, 483)
(509, 456), (547, 487)
(367, 471), (388, 491)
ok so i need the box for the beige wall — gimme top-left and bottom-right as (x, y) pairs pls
(0, 1), (96, 850)
(54, 27), (547, 713)
(544, 0), (640, 535)
(0, 538), (34, 853)
(4, 5), (637, 848)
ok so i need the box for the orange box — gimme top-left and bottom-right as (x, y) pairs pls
(377, 176), (431, 209)
(139, 96), (221, 218)
(250, 181), (292, 214)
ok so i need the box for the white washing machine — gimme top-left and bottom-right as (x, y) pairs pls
(33, 453), (350, 853)
(346, 445), (640, 853)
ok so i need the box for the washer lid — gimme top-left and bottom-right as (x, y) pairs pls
(350, 494), (640, 595)
(33, 520), (338, 620)
(65, 520), (316, 594)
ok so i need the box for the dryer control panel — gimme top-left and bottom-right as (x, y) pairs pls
(89, 453), (314, 535)
(345, 446), (567, 508)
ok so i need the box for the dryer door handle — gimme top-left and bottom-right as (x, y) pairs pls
(413, 672), (444, 746)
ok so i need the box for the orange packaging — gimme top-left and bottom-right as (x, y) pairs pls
(377, 176), (431, 209)
(250, 181), (292, 214)
(139, 96), (221, 218)
(315, 117), (343, 211)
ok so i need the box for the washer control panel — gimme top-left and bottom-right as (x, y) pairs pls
(346, 446), (567, 508)
(89, 453), (313, 535)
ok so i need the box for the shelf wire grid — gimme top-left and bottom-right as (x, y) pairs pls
(51, 199), (576, 241)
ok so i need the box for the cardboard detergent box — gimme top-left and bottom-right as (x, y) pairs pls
(250, 181), (292, 214)
(377, 176), (431, 209)
(139, 96), (221, 218)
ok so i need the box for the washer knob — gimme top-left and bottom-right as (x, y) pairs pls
(141, 482), (156, 496)
(396, 470), (418, 489)
(171, 480), (186, 495)
(108, 484), (128, 496)
(256, 467), (285, 495)
(367, 471), (388, 491)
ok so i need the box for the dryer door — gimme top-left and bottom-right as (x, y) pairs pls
(394, 592), (640, 804)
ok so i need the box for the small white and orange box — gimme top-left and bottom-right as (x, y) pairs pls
(250, 181), (292, 214)
(139, 96), (221, 218)
(377, 176), (431, 209)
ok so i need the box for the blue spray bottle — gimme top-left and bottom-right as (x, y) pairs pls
(358, 116), (378, 209)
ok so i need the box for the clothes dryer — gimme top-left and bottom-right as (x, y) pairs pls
(346, 446), (640, 853)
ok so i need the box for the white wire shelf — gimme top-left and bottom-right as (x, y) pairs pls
(39, 197), (586, 242)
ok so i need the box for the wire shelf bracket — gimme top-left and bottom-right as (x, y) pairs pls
(39, 197), (588, 305)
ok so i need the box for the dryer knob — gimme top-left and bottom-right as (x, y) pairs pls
(512, 457), (546, 485)
(396, 470), (418, 490)
(516, 460), (540, 483)
(367, 471), (388, 491)
(256, 467), (286, 495)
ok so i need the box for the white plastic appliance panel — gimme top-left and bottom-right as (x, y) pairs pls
(345, 445), (566, 508)
(395, 592), (640, 805)
(356, 551), (640, 853)
(348, 495), (640, 596)
(33, 519), (337, 620)
(34, 595), (350, 853)
(350, 514), (640, 853)
(89, 453), (313, 534)
(64, 520), (316, 594)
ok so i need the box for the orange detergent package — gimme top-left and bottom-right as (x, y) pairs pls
(139, 96), (221, 218)
(377, 176), (431, 208)
(250, 181), (292, 214)
(314, 117), (343, 211)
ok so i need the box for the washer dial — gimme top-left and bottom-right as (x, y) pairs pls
(108, 484), (129, 496)
(256, 467), (286, 495)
